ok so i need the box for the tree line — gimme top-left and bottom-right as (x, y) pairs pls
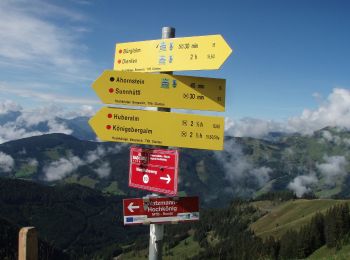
(265, 203), (350, 259)
(163, 201), (350, 259)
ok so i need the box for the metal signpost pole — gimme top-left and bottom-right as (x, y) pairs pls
(148, 26), (175, 260)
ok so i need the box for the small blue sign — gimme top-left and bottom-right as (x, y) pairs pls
(161, 79), (169, 88)
(159, 55), (166, 65)
(126, 217), (134, 223)
(172, 79), (177, 88)
(159, 41), (166, 51)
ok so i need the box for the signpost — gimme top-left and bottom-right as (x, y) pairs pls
(123, 196), (199, 225)
(129, 147), (179, 195)
(114, 34), (232, 72)
(92, 70), (226, 111)
(89, 107), (225, 150)
(89, 26), (232, 260)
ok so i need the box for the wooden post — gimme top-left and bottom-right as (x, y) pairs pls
(18, 227), (38, 260)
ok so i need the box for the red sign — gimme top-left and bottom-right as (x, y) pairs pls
(123, 196), (199, 225)
(129, 147), (179, 195)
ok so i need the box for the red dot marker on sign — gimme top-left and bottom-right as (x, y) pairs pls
(119, 49), (122, 54)
(107, 114), (112, 118)
(106, 125), (111, 130)
(118, 59), (121, 64)
(109, 88), (114, 93)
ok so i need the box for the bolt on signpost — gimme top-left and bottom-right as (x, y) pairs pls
(89, 26), (232, 260)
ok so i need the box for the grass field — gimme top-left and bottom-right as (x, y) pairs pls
(307, 244), (350, 259)
(103, 181), (126, 195)
(15, 164), (37, 178)
(65, 175), (98, 189)
(251, 199), (350, 239)
(119, 235), (201, 260)
(118, 199), (350, 259)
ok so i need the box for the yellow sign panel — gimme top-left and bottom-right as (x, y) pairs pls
(114, 35), (232, 72)
(93, 70), (225, 112)
(89, 107), (224, 150)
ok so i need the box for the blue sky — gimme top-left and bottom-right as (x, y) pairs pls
(0, 0), (349, 133)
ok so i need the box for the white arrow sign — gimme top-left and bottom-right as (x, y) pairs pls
(128, 202), (140, 213)
(160, 174), (171, 184)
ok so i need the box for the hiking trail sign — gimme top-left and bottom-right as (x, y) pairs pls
(88, 107), (224, 150)
(129, 147), (179, 195)
(92, 70), (225, 111)
(123, 196), (199, 225)
(114, 34), (232, 72)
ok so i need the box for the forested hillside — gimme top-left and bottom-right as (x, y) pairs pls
(0, 178), (146, 259)
(121, 194), (350, 259)
(3, 178), (350, 259)
(1, 126), (350, 207)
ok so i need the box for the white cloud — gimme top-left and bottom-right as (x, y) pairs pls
(0, 0), (88, 73)
(312, 92), (323, 101)
(64, 105), (96, 119)
(284, 147), (294, 156)
(288, 88), (350, 134)
(215, 138), (271, 196)
(44, 155), (83, 181)
(251, 167), (272, 187)
(288, 174), (318, 198)
(0, 125), (43, 144)
(0, 83), (99, 105)
(94, 161), (111, 178)
(0, 102), (96, 143)
(344, 138), (350, 146)
(43, 145), (124, 181)
(85, 144), (125, 163)
(225, 88), (350, 137)
(0, 152), (15, 172)
(319, 130), (342, 145)
(316, 155), (348, 185)
(86, 146), (106, 163)
(0, 100), (22, 114)
(321, 130), (333, 142)
(27, 158), (38, 167)
(225, 117), (284, 138)
(0, 104), (74, 143)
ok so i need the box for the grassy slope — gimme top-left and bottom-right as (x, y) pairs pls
(163, 235), (201, 260)
(119, 235), (201, 260)
(122, 199), (350, 259)
(251, 199), (350, 239)
(307, 244), (350, 260)
(65, 175), (99, 189)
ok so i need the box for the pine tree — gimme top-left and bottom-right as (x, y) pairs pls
(297, 225), (312, 258)
(308, 212), (325, 252)
(340, 204), (350, 235)
(279, 230), (298, 259)
(264, 236), (280, 260)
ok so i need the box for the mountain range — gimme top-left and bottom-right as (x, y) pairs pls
(0, 122), (349, 205)
(1, 114), (350, 258)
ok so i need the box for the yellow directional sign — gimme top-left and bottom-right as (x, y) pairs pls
(114, 35), (232, 72)
(89, 107), (225, 150)
(92, 70), (226, 111)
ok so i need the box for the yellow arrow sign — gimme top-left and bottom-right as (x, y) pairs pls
(114, 35), (232, 72)
(89, 107), (224, 150)
(92, 70), (225, 111)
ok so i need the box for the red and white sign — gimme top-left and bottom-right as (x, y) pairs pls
(129, 147), (179, 195)
(123, 196), (199, 225)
